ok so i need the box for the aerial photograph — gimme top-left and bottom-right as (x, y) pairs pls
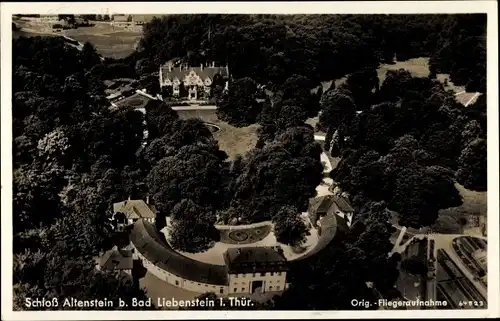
(4, 5), (493, 316)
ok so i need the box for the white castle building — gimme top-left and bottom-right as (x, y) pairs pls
(159, 62), (230, 100)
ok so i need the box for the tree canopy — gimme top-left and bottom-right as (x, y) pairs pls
(12, 12), (487, 311)
(12, 36), (152, 309)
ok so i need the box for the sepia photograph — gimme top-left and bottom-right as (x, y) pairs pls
(1, 1), (498, 320)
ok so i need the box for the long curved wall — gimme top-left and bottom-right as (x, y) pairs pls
(293, 213), (338, 261)
(131, 214), (339, 293)
(130, 219), (229, 294)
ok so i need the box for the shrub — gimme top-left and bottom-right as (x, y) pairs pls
(52, 24), (63, 29)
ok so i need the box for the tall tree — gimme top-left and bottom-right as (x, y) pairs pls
(456, 138), (487, 191)
(216, 77), (262, 127)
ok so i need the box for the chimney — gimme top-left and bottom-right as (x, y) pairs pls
(212, 61), (215, 68)
(128, 196), (131, 201)
(146, 196), (150, 204)
(200, 63), (204, 70)
(168, 64), (172, 72)
(179, 64), (182, 71)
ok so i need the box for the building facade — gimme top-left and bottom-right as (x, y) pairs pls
(132, 15), (155, 25)
(112, 14), (129, 23)
(159, 62), (229, 100)
(224, 247), (288, 295)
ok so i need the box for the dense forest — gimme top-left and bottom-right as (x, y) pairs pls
(12, 13), (487, 310)
(12, 36), (152, 310)
(134, 14), (486, 92)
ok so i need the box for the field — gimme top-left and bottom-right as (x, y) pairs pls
(13, 18), (142, 58)
(176, 109), (260, 159)
(64, 25), (142, 58)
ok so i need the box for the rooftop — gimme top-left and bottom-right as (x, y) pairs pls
(130, 219), (229, 286)
(224, 247), (287, 267)
(160, 63), (229, 83)
(309, 194), (354, 216)
(113, 92), (153, 109)
(113, 200), (156, 219)
(99, 246), (134, 271)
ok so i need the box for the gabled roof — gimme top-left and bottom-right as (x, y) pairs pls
(332, 195), (354, 213)
(113, 200), (156, 219)
(99, 246), (134, 271)
(160, 65), (229, 83)
(309, 194), (354, 215)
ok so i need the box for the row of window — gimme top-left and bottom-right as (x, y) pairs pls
(231, 286), (281, 293)
(234, 280), (280, 285)
(172, 85), (211, 90)
(163, 78), (212, 87)
(233, 272), (282, 278)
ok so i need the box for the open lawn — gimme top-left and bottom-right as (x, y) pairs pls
(378, 57), (468, 94)
(434, 183), (487, 235)
(390, 181), (486, 236)
(13, 18), (142, 58)
(316, 57), (468, 97)
(440, 183), (487, 218)
(377, 57), (430, 83)
(176, 109), (260, 159)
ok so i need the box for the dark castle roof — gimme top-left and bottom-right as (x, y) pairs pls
(160, 64), (229, 82)
(130, 219), (228, 286)
(309, 195), (354, 216)
(225, 247), (286, 265)
(223, 247), (288, 274)
(99, 246), (134, 271)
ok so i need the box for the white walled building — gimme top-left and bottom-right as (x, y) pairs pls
(224, 247), (288, 295)
(159, 62), (229, 100)
(129, 219), (290, 296)
(130, 219), (229, 294)
(113, 199), (156, 230)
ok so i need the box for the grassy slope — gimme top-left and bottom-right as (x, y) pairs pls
(176, 109), (259, 159)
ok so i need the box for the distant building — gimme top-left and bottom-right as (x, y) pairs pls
(112, 14), (129, 23)
(113, 198), (156, 229)
(132, 15), (156, 25)
(38, 15), (59, 21)
(159, 62), (229, 100)
(224, 247), (288, 295)
(97, 245), (134, 276)
(308, 194), (355, 231)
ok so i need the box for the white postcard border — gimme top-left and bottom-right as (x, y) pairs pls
(1, 1), (498, 320)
